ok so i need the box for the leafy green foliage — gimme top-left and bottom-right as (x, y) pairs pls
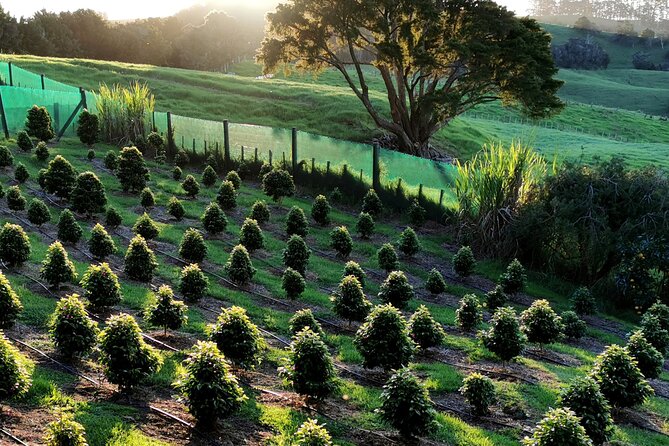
(561, 311), (587, 340)
(42, 155), (77, 199)
(57, 209), (82, 244)
(71, 171), (107, 216)
(225, 170), (242, 190)
(77, 109), (99, 147)
(480, 307), (526, 361)
(209, 305), (266, 369)
(216, 180), (236, 209)
(0, 332), (31, 400)
(179, 228), (207, 264)
(201, 202), (228, 235)
(331, 275), (371, 323)
(425, 268), (447, 294)
(456, 294), (483, 331)
(249, 200), (270, 225)
(49, 294), (98, 358)
(639, 313), (669, 355)
(520, 299), (564, 346)
(262, 168), (295, 202)
(239, 218), (264, 251)
(202, 165), (218, 187)
(27, 198), (50, 226)
(377, 243), (399, 272)
(311, 194), (331, 225)
(361, 189), (382, 217)
(6, 185), (26, 211)
(80, 262), (122, 309)
(590, 344), (653, 407)
(355, 212), (374, 239)
(88, 223), (116, 259)
(0, 271), (22, 328)
(453, 246), (476, 277)
(44, 413), (89, 446)
(87, 149), (95, 161)
(178, 263), (208, 302)
(460, 373), (496, 416)
(181, 174), (200, 198)
(26, 105), (54, 141)
(0, 223), (31, 267)
(645, 301), (669, 331)
(281, 327), (337, 399)
(354, 304), (415, 370)
(124, 235), (158, 282)
(523, 407), (593, 446)
(224, 244), (256, 285)
(14, 162), (29, 183)
(173, 149), (190, 167)
(172, 166), (182, 181)
(282, 267), (306, 299)
(626, 330), (664, 380)
(408, 305), (445, 349)
(408, 199), (426, 227)
(343, 261), (366, 288)
(145, 285), (188, 334)
(570, 287), (596, 315)
(378, 270), (414, 310)
(104, 150), (118, 171)
(557, 376), (613, 446)
(329, 225), (352, 258)
(16, 130), (33, 152)
(105, 206), (122, 228)
(500, 258), (526, 294)
(139, 187), (155, 208)
(35, 142), (49, 161)
(0, 145), (14, 167)
(329, 187), (342, 204)
(117, 146), (149, 193)
(378, 368), (435, 438)
(286, 206), (309, 237)
(40, 241), (77, 288)
(147, 132), (163, 152)
(294, 419), (333, 446)
(283, 235), (311, 275)
(166, 196), (185, 221)
(132, 212), (159, 240)
(289, 309), (324, 338)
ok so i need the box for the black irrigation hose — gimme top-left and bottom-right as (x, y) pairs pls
(0, 428), (29, 446)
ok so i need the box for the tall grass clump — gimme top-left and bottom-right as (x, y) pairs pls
(95, 82), (155, 145)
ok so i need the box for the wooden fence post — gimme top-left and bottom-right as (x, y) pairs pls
(372, 144), (380, 191)
(8, 62), (12, 87)
(291, 127), (298, 176)
(40, 74), (45, 90)
(0, 90), (9, 139)
(223, 120), (230, 167)
(439, 189), (444, 208)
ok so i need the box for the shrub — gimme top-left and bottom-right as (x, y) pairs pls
(133, 212), (159, 240)
(225, 170), (242, 190)
(43, 155), (77, 200)
(174, 149), (190, 167)
(626, 330), (664, 379)
(6, 185), (26, 211)
(249, 200), (270, 225)
(44, 414), (88, 446)
(311, 195), (331, 225)
(0, 223), (31, 266)
(124, 235), (158, 282)
(87, 149), (95, 161)
(209, 306), (266, 369)
(77, 108), (99, 147)
(453, 246), (476, 277)
(379, 368), (435, 438)
(80, 263), (122, 309)
(88, 223), (116, 259)
(286, 206), (309, 237)
(139, 187), (155, 209)
(37, 168), (47, 188)
(258, 162), (272, 180)
(377, 243), (399, 272)
(283, 235), (311, 275)
(557, 376), (613, 446)
(456, 294), (483, 331)
(280, 327), (337, 399)
(98, 313), (161, 391)
(34, 142), (49, 161)
(40, 241), (77, 289)
(361, 189), (382, 217)
(355, 212), (374, 239)
(590, 344), (653, 407)
(172, 166), (182, 181)
(0, 332), (31, 400)
(522, 407), (593, 446)
(14, 162), (29, 183)
(331, 275), (371, 323)
(645, 301), (669, 331)
(57, 209), (82, 244)
(520, 299), (563, 347)
(27, 198), (50, 226)
(180, 174), (200, 199)
(479, 307), (526, 361)
(201, 202), (228, 235)
(289, 309), (324, 338)
(166, 196), (185, 221)
(49, 294), (98, 358)
(500, 258), (526, 294)
(408, 199), (426, 227)
(240, 218), (264, 251)
(330, 226), (353, 257)
(214, 180), (235, 210)
(26, 105), (54, 141)
(425, 268), (447, 294)
(460, 373), (496, 416)
(639, 313), (669, 355)
(16, 130), (34, 151)
(0, 145), (13, 167)
(571, 287), (596, 315)
(71, 171), (107, 216)
(144, 285), (187, 335)
(146, 131), (163, 152)
(561, 311), (587, 340)
(225, 244), (255, 285)
(175, 341), (247, 428)
(179, 263), (208, 302)
(282, 267), (306, 299)
(262, 168), (295, 201)
(179, 228), (207, 264)
(117, 146), (149, 193)
(105, 206), (122, 228)
(408, 305), (445, 349)
(201, 165), (218, 187)
(354, 304), (415, 370)
(378, 270), (414, 310)
(294, 419), (333, 446)
(343, 261), (366, 288)
(329, 187), (342, 203)
(486, 285), (507, 310)
(0, 271), (22, 328)
(104, 150), (118, 171)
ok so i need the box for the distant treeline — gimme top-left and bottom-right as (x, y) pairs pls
(0, 4), (264, 72)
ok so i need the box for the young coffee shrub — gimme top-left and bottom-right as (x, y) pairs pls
(88, 223), (116, 259)
(173, 149), (190, 167)
(224, 244), (255, 285)
(361, 188), (382, 217)
(117, 146), (149, 193)
(105, 206), (122, 228)
(14, 162), (29, 183)
(262, 168), (295, 202)
(104, 150), (119, 171)
(40, 241), (77, 289)
(355, 212), (374, 239)
(44, 414), (88, 446)
(379, 368), (435, 438)
(289, 308), (325, 338)
(201, 165), (218, 187)
(329, 187), (342, 204)
(179, 228), (207, 263)
(6, 185), (26, 211)
(43, 155), (77, 199)
(57, 209), (82, 244)
(408, 305), (446, 349)
(460, 373), (496, 416)
(486, 285), (508, 310)
(0, 145), (14, 167)
(523, 407), (593, 446)
(561, 311), (587, 340)
(286, 205), (308, 237)
(377, 243), (399, 272)
(479, 307), (526, 361)
(180, 174), (199, 199)
(590, 344), (654, 407)
(280, 327), (337, 400)
(239, 218), (264, 251)
(16, 130), (34, 151)
(408, 199), (426, 227)
(0, 332), (31, 400)
(80, 263), (122, 309)
(453, 245), (476, 277)
(645, 301), (669, 331)
(71, 171), (107, 216)
(34, 141), (49, 162)
(172, 165), (182, 181)
(311, 194), (331, 225)
(520, 299), (564, 347)
(139, 187), (155, 209)
(425, 268), (447, 295)
(0, 223), (31, 267)
(249, 200), (270, 225)
(343, 261), (366, 288)
(570, 287), (596, 315)
(329, 226), (353, 258)
(87, 149), (95, 161)
(557, 376), (613, 446)
(98, 313), (161, 391)
(0, 271), (22, 328)
(201, 202), (228, 235)
(49, 294), (98, 358)
(124, 235), (158, 282)
(258, 162), (272, 180)
(209, 305), (266, 369)
(179, 263), (208, 302)
(283, 235), (311, 275)
(626, 330), (664, 379)
(354, 304), (415, 370)
(27, 198), (50, 226)
(166, 196), (185, 221)
(282, 267), (306, 299)
(144, 285), (188, 335)
(133, 212), (159, 240)
(225, 170), (242, 190)
(456, 294), (483, 331)
(639, 313), (669, 355)
(378, 270), (414, 310)
(77, 108), (99, 147)
(331, 275), (371, 324)
(500, 258), (526, 294)
(294, 419), (333, 446)
(214, 180), (235, 209)
(147, 131), (163, 152)
(175, 341), (247, 427)
(26, 105), (54, 141)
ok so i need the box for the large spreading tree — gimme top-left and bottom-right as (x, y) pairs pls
(258, 0), (563, 156)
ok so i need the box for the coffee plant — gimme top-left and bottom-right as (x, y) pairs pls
(40, 241), (78, 289)
(378, 368), (435, 438)
(209, 305), (266, 369)
(283, 234), (311, 275)
(286, 205), (309, 237)
(179, 228), (207, 264)
(456, 294), (483, 331)
(460, 373), (496, 416)
(124, 235), (158, 282)
(354, 304), (415, 370)
(224, 244), (256, 285)
(179, 263), (209, 302)
(144, 285), (188, 334)
(49, 294), (98, 358)
(408, 305), (445, 349)
(378, 270), (414, 310)
(377, 243), (399, 272)
(80, 262), (122, 309)
(201, 202), (228, 235)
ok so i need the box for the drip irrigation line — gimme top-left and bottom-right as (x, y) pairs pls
(0, 428), (29, 446)
(425, 353), (538, 386)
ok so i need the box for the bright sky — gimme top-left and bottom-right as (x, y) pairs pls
(1, 0), (532, 20)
